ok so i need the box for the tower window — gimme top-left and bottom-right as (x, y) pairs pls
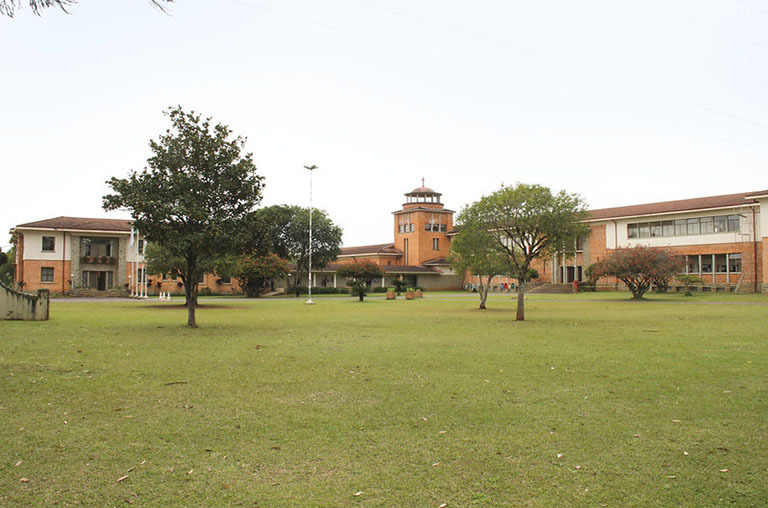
(433, 238), (439, 250)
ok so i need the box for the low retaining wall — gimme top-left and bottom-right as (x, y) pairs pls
(1, 281), (49, 321)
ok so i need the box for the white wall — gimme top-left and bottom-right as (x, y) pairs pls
(600, 206), (758, 250)
(22, 231), (70, 261)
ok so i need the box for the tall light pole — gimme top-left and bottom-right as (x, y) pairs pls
(304, 164), (318, 305)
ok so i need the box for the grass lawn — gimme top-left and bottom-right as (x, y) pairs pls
(1, 293), (766, 506)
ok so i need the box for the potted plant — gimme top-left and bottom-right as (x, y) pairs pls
(405, 287), (416, 300)
(385, 287), (396, 300)
(414, 286), (423, 298)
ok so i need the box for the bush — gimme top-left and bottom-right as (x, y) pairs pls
(577, 282), (596, 292)
(372, 287), (388, 293)
(199, 287), (213, 296)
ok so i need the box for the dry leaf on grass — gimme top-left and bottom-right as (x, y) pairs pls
(353, 491), (363, 496)
(117, 475), (128, 483)
(19, 478), (30, 483)
(719, 469), (729, 473)
(15, 460), (22, 467)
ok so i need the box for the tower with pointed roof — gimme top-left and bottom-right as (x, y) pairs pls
(393, 179), (455, 266)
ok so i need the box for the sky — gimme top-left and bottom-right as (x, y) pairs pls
(2, 0), (767, 252)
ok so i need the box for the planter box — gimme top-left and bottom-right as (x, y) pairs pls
(385, 292), (396, 300)
(414, 291), (423, 298)
(405, 291), (415, 300)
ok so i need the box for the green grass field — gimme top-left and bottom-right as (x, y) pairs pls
(1, 293), (766, 507)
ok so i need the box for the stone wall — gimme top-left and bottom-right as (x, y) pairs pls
(1, 281), (49, 321)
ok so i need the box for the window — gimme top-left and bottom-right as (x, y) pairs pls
(729, 253), (742, 273)
(714, 216), (727, 233)
(686, 255), (700, 274)
(674, 219), (686, 236)
(727, 214), (740, 232)
(433, 238), (439, 250)
(42, 236), (55, 252)
(715, 254), (728, 273)
(686, 218), (700, 236)
(440, 224), (447, 232)
(575, 236), (585, 252)
(629, 214), (741, 239)
(198, 273), (205, 284)
(404, 238), (409, 265)
(138, 239), (145, 254)
(41, 267), (54, 282)
(219, 275), (232, 284)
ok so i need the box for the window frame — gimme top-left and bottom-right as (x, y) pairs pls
(42, 236), (56, 252)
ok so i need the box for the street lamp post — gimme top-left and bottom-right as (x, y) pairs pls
(304, 164), (318, 305)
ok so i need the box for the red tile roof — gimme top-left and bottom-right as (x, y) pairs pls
(14, 216), (133, 232)
(588, 191), (759, 221)
(340, 243), (402, 256)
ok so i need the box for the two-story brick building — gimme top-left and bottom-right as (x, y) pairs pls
(10, 186), (768, 295)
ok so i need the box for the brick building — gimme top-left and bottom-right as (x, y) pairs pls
(10, 187), (768, 295)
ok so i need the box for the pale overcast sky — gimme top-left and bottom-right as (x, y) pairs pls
(2, 0), (767, 251)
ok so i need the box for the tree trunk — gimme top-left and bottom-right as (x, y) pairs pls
(516, 280), (526, 321)
(185, 260), (198, 328)
(359, 293), (364, 302)
(479, 275), (490, 309)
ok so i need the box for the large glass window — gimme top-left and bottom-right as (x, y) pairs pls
(628, 213), (744, 238)
(674, 219), (686, 236)
(686, 218), (700, 235)
(686, 255), (700, 273)
(729, 253), (742, 273)
(701, 256), (713, 273)
(727, 215), (740, 232)
(714, 216), (727, 233)
(42, 236), (55, 252)
(715, 254), (728, 273)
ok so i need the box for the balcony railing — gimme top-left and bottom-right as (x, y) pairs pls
(81, 256), (116, 265)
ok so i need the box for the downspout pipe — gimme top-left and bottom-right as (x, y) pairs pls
(753, 207), (758, 293)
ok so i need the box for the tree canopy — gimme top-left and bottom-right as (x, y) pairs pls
(449, 206), (509, 310)
(234, 253), (289, 298)
(0, 246), (13, 286)
(252, 205), (342, 292)
(592, 246), (683, 299)
(103, 106), (264, 327)
(0, 0), (172, 17)
(468, 183), (589, 320)
(337, 261), (384, 302)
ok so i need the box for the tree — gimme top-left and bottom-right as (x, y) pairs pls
(0, 246), (13, 286)
(103, 106), (264, 327)
(449, 206), (509, 309)
(337, 261), (384, 302)
(676, 274), (704, 297)
(591, 246), (683, 299)
(471, 183), (589, 320)
(234, 253), (289, 298)
(253, 205), (342, 295)
(1, 0), (172, 17)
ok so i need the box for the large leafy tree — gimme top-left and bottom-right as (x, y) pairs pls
(253, 205), (342, 294)
(449, 207), (509, 310)
(592, 246), (683, 299)
(0, 0), (172, 17)
(337, 261), (384, 302)
(103, 106), (264, 327)
(471, 183), (589, 321)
